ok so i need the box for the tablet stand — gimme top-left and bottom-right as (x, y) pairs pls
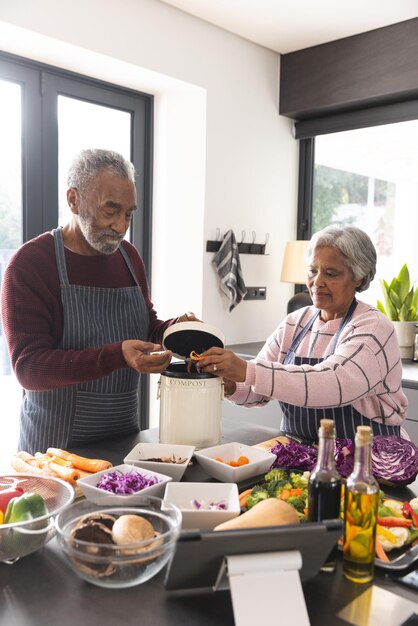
(221, 550), (310, 626)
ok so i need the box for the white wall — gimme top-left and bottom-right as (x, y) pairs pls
(0, 0), (299, 348)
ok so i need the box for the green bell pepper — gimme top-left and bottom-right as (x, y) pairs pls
(4, 492), (47, 524)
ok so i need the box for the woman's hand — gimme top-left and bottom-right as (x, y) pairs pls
(122, 340), (172, 373)
(199, 348), (247, 383)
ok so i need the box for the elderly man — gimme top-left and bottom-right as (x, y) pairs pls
(1, 148), (195, 453)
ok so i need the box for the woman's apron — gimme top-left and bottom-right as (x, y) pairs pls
(19, 228), (149, 453)
(279, 299), (401, 441)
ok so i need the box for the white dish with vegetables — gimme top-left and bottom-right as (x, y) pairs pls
(194, 442), (276, 482)
(123, 443), (195, 481)
(163, 482), (240, 530)
(77, 464), (172, 504)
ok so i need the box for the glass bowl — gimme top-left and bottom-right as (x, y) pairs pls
(55, 496), (182, 588)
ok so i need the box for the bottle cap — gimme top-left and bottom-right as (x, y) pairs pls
(356, 425), (372, 445)
(319, 419), (335, 436)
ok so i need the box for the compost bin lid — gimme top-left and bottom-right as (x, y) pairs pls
(162, 322), (224, 360)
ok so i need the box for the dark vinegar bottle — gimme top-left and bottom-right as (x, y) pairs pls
(308, 419), (342, 571)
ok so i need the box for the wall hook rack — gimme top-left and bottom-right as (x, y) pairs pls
(206, 230), (269, 255)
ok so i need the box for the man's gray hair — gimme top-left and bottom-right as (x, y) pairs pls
(67, 149), (135, 196)
(307, 225), (377, 292)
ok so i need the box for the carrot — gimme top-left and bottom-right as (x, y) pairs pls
(290, 488), (303, 497)
(239, 488), (253, 508)
(46, 461), (80, 484)
(237, 456), (250, 466)
(280, 489), (291, 500)
(375, 536), (390, 562)
(46, 448), (112, 473)
(10, 454), (57, 477)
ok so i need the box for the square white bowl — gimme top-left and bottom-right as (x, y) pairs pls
(77, 464), (172, 504)
(163, 482), (240, 530)
(123, 443), (195, 481)
(194, 442), (276, 483)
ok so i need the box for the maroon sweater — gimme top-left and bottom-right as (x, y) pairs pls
(1, 232), (174, 391)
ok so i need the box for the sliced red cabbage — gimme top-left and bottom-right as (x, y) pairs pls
(96, 469), (160, 494)
(270, 440), (317, 471)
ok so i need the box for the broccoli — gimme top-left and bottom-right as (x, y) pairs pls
(264, 468), (289, 482)
(286, 496), (306, 514)
(246, 490), (270, 509)
(289, 472), (309, 489)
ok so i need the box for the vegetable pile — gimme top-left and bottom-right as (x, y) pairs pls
(270, 435), (418, 487)
(10, 448), (112, 486)
(238, 470), (418, 562)
(239, 469), (310, 521)
(96, 469), (160, 494)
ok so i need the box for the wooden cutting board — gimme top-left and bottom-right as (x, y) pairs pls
(253, 435), (289, 451)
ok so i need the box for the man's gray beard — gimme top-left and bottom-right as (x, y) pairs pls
(78, 214), (123, 255)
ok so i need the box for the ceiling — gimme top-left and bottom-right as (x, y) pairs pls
(158, 0), (418, 54)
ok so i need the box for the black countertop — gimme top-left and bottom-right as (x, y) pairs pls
(1, 417), (417, 626)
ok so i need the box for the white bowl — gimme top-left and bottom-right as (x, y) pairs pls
(77, 464), (172, 504)
(194, 442), (276, 482)
(163, 482), (240, 530)
(123, 443), (195, 481)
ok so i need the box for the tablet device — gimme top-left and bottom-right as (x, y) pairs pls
(164, 519), (343, 593)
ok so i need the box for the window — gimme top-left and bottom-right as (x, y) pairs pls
(296, 104), (418, 309)
(0, 53), (153, 456)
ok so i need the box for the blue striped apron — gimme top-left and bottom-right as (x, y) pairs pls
(19, 228), (149, 453)
(280, 299), (401, 441)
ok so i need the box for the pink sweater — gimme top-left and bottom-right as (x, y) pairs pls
(229, 301), (407, 427)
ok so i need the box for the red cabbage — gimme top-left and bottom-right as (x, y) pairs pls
(371, 436), (418, 487)
(96, 469), (160, 494)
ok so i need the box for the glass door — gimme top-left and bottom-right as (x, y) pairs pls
(0, 78), (24, 458)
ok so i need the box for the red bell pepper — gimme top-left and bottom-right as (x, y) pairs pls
(0, 486), (24, 515)
(401, 501), (418, 527)
(377, 516), (413, 528)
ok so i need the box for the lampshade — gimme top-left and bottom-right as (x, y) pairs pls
(280, 240), (309, 285)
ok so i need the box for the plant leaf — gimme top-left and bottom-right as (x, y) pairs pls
(377, 300), (387, 316)
(397, 264), (411, 303)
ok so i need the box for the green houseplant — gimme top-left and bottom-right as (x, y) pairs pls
(377, 264), (418, 321)
(377, 264), (418, 359)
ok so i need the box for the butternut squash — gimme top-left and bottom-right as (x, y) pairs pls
(214, 497), (299, 531)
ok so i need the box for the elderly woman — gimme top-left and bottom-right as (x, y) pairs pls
(200, 225), (407, 441)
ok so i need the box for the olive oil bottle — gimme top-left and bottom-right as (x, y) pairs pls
(308, 419), (342, 571)
(343, 425), (379, 583)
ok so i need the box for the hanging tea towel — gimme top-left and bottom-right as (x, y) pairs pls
(212, 230), (247, 311)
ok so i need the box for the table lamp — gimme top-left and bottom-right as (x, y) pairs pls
(280, 240), (313, 314)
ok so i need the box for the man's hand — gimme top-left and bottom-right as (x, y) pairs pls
(122, 340), (172, 373)
(175, 312), (201, 323)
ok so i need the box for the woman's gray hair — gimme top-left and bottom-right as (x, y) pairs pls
(67, 149), (135, 196)
(307, 225), (377, 292)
